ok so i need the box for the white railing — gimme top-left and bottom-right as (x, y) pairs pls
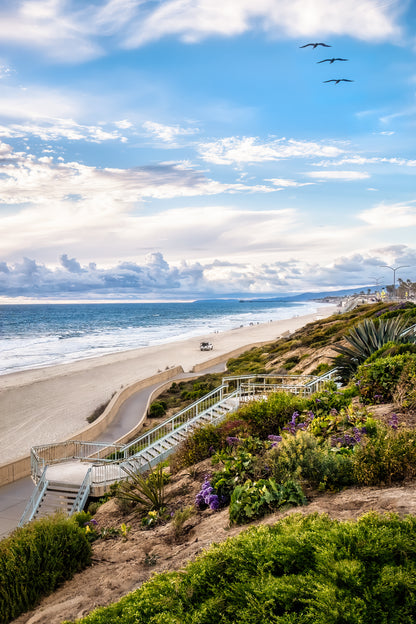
(70, 467), (92, 515)
(88, 389), (240, 489)
(120, 384), (227, 459)
(31, 441), (125, 482)
(222, 373), (317, 393)
(19, 469), (49, 526)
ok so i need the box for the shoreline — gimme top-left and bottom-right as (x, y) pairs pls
(0, 305), (336, 467)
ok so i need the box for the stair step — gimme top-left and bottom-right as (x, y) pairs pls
(46, 484), (81, 496)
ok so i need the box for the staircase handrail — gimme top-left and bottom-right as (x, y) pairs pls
(70, 467), (92, 516)
(31, 441), (125, 482)
(91, 389), (240, 488)
(303, 368), (341, 392)
(222, 373), (317, 390)
(18, 468), (49, 526)
(120, 383), (228, 458)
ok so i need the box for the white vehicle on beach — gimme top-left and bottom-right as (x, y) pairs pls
(200, 341), (213, 351)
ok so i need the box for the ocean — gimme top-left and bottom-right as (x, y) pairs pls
(0, 299), (323, 376)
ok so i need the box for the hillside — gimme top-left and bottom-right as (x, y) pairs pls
(10, 300), (416, 624)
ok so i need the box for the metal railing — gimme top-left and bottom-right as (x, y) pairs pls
(31, 441), (125, 483)
(19, 468), (49, 526)
(224, 370), (339, 398)
(120, 384), (228, 459)
(70, 467), (92, 515)
(88, 389), (240, 489)
(222, 373), (317, 393)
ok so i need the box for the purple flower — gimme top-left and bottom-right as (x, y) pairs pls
(196, 476), (215, 509)
(208, 494), (220, 511)
(226, 436), (240, 446)
(268, 434), (282, 448)
(84, 518), (98, 527)
(389, 413), (399, 430)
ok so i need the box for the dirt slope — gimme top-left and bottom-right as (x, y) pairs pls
(12, 458), (416, 624)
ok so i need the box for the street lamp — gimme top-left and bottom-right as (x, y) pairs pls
(380, 265), (409, 299)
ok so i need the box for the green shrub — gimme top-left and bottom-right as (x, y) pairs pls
(333, 316), (416, 381)
(265, 431), (355, 491)
(0, 514), (91, 623)
(311, 362), (331, 376)
(211, 439), (267, 500)
(238, 391), (308, 438)
(169, 423), (222, 472)
(306, 382), (356, 416)
(148, 401), (167, 418)
(226, 347), (267, 375)
(355, 354), (416, 404)
(66, 512), (416, 624)
(393, 356), (416, 410)
(365, 341), (416, 364)
(353, 424), (416, 485)
(229, 478), (306, 524)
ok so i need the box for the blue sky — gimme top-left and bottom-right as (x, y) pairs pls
(0, 0), (415, 301)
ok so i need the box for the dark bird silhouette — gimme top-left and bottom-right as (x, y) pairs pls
(299, 42), (331, 48)
(323, 79), (354, 84)
(317, 58), (348, 64)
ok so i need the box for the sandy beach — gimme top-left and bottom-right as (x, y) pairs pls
(0, 305), (336, 466)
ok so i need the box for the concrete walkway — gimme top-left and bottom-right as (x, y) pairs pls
(0, 363), (226, 539)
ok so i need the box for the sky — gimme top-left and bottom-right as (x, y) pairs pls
(0, 0), (416, 301)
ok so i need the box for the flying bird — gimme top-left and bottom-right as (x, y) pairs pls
(299, 42), (331, 48)
(323, 79), (354, 84)
(317, 58), (348, 64)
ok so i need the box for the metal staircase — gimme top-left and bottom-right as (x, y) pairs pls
(19, 370), (338, 526)
(34, 481), (81, 519)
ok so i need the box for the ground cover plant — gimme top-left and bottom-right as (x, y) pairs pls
(0, 514), (91, 624)
(65, 511), (416, 624)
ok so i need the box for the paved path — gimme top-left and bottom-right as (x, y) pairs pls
(0, 363), (226, 539)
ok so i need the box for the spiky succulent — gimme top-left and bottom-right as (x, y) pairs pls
(333, 317), (416, 380)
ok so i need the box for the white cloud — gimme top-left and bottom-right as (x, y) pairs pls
(0, 0), (103, 63)
(0, 0), (405, 64)
(317, 155), (416, 168)
(0, 118), (127, 143)
(305, 170), (370, 181)
(124, 0), (403, 48)
(0, 143), (277, 208)
(0, 64), (12, 79)
(198, 136), (345, 165)
(266, 178), (314, 189)
(359, 201), (416, 228)
(115, 119), (133, 129)
(2, 243), (416, 300)
(143, 120), (199, 144)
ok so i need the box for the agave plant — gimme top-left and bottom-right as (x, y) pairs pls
(333, 317), (416, 380)
(117, 462), (168, 513)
